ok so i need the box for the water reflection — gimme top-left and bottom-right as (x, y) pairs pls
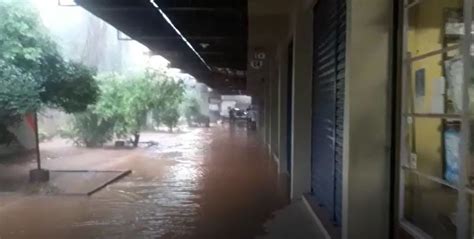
(0, 127), (285, 239)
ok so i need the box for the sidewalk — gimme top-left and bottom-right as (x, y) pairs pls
(258, 199), (329, 239)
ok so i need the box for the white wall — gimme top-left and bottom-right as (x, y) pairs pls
(10, 118), (37, 150)
(220, 101), (237, 117)
(221, 95), (252, 106)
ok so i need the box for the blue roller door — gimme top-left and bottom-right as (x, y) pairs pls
(311, 0), (346, 225)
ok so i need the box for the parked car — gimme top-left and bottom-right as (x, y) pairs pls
(230, 108), (248, 122)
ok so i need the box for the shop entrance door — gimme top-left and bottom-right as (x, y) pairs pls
(311, 0), (346, 225)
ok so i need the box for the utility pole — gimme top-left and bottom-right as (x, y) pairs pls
(34, 112), (41, 170)
(29, 112), (49, 182)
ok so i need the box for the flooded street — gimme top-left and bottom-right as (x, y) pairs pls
(0, 126), (287, 239)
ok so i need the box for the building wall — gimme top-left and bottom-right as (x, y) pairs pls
(265, 77), (272, 146)
(248, 13), (288, 152)
(277, 38), (291, 175)
(289, 6), (313, 200)
(342, 0), (393, 237)
(249, 0), (394, 237)
(270, 56), (281, 160)
(5, 115), (37, 152)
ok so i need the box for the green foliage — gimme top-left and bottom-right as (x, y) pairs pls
(40, 61), (99, 113)
(183, 96), (201, 126)
(95, 73), (158, 138)
(0, 0), (98, 128)
(152, 79), (185, 132)
(95, 71), (185, 137)
(61, 109), (115, 147)
(160, 107), (181, 132)
(0, 61), (42, 127)
(65, 70), (186, 146)
(0, 1), (55, 70)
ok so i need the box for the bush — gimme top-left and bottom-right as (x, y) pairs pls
(94, 74), (155, 146)
(62, 109), (115, 147)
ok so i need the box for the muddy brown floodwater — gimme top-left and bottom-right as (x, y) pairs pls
(0, 126), (287, 239)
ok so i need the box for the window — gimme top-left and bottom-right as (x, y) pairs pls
(399, 0), (474, 238)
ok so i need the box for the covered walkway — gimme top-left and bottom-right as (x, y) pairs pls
(0, 126), (303, 239)
(3, 0), (455, 237)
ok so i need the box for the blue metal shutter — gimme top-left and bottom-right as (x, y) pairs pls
(311, 0), (346, 225)
(333, 0), (346, 224)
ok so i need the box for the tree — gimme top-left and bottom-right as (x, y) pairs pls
(95, 73), (162, 147)
(183, 95), (201, 127)
(0, 1), (99, 132)
(0, 64), (32, 147)
(67, 70), (185, 147)
(40, 61), (99, 113)
(61, 109), (115, 147)
(0, 61), (42, 127)
(152, 79), (185, 132)
(160, 107), (181, 132)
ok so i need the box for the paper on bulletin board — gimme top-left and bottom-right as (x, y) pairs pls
(415, 97), (425, 113)
(445, 58), (463, 112)
(431, 77), (445, 114)
(444, 126), (460, 184)
(414, 69), (425, 113)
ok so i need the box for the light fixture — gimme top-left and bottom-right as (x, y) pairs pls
(149, 0), (211, 71)
(200, 43), (210, 49)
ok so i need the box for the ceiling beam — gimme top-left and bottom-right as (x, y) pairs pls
(156, 50), (226, 56)
(84, 6), (242, 13)
(135, 36), (238, 40)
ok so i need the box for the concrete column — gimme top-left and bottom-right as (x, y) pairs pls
(270, 57), (280, 159)
(278, 43), (290, 174)
(247, 45), (271, 143)
(342, 0), (393, 238)
(290, 7), (313, 200)
(264, 77), (271, 146)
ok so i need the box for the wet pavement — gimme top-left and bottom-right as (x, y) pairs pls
(257, 200), (326, 239)
(0, 126), (287, 239)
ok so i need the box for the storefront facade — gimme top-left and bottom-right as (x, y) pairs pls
(249, 0), (393, 238)
(396, 0), (474, 238)
(248, 0), (474, 237)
